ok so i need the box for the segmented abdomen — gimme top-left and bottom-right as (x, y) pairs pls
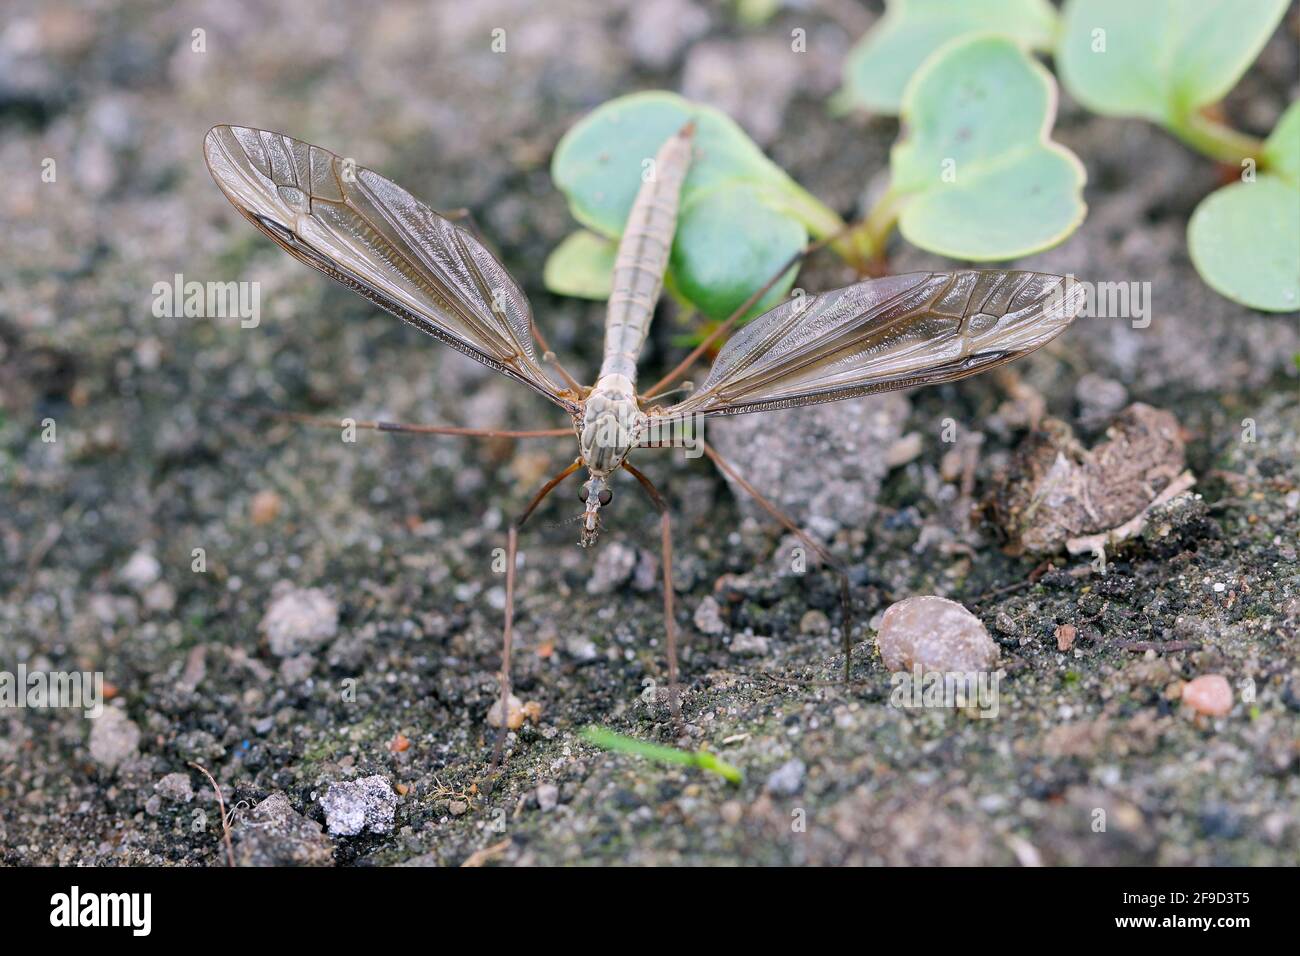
(597, 123), (694, 386)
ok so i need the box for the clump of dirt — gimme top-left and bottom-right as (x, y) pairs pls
(989, 402), (1187, 554)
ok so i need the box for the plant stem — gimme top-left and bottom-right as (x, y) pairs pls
(838, 186), (906, 272)
(772, 185), (883, 273)
(1166, 110), (1265, 166)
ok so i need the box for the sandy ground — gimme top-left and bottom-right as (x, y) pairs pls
(1, 0), (1297, 866)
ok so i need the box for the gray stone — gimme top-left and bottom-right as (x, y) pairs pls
(234, 792), (334, 866)
(154, 772), (193, 803)
(631, 548), (659, 592)
(586, 541), (637, 595)
(536, 783), (560, 812)
(729, 632), (770, 657)
(693, 596), (727, 635)
(320, 775), (397, 836)
(88, 707), (140, 770)
(261, 585), (339, 657)
(174, 729), (223, 763)
(118, 548), (161, 591)
(765, 758), (806, 796)
(709, 394), (910, 538)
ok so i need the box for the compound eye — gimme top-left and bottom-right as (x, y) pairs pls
(578, 486), (590, 502)
(597, 489), (613, 507)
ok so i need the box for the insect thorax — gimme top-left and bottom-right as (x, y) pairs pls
(578, 375), (645, 475)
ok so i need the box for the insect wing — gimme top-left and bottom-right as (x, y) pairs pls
(654, 271), (1084, 419)
(203, 125), (571, 409)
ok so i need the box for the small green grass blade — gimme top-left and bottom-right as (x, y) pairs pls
(581, 726), (743, 785)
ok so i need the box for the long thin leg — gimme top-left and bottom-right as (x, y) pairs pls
(223, 402), (570, 438)
(622, 462), (680, 723)
(492, 458), (584, 769)
(702, 442), (855, 683)
(527, 317), (585, 396)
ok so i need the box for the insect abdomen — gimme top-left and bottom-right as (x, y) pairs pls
(597, 123), (694, 386)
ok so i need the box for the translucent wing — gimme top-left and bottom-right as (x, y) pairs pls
(203, 125), (573, 410)
(650, 271), (1083, 422)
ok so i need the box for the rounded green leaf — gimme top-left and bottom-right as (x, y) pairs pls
(1188, 177), (1300, 313)
(841, 0), (1058, 115)
(1059, 0), (1288, 122)
(550, 91), (841, 320)
(552, 90), (839, 241)
(671, 183), (806, 320)
(890, 35), (1086, 260)
(542, 230), (616, 300)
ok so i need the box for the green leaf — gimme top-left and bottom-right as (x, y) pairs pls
(889, 35), (1086, 261)
(1188, 103), (1300, 313)
(582, 726), (743, 785)
(550, 91), (843, 318)
(841, 0), (1058, 115)
(1262, 100), (1300, 181)
(671, 183), (805, 319)
(735, 0), (781, 28)
(1058, 0), (1288, 129)
(542, 229), (616, 300)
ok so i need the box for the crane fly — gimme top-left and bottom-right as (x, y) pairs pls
(204, 123), (1085, 760)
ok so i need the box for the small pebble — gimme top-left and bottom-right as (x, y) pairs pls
(487, 693), (523, 729)
(631, 549), (659, 592)
(765, 758), (806, 796)
(536, 783), (559, 811)
(729, 632), (770, 657)
(800, 609), (830, 635)
(320, 775), (397, 836)
(1055, 623), (1077, 652)
(693, 596), (726, 635)
(884, 431), (924, 468)
(154, 772), (194, 803)
(88, 707), (141, 770)
(587, 542), (637, 594)
(565, 635), (598, 661)
(234, 792), (334, 866)
(119, 549), (161, 591)
(1182, 674), (1233, 716)
(250, 489), (283, 526)
(261, 585), (339, 657)
(875, 596), (997, 673)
